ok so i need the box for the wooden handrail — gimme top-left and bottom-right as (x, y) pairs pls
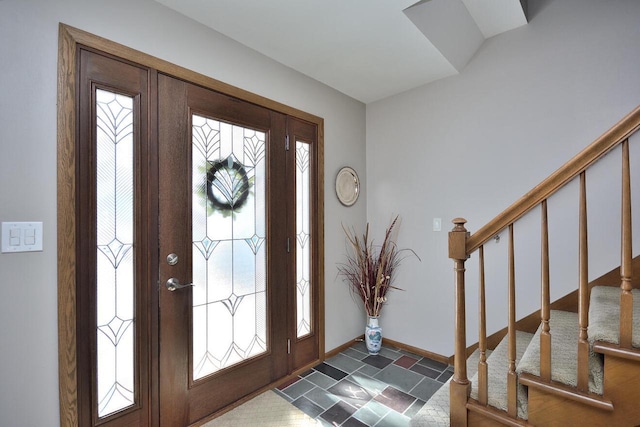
(466, 105), (640, 254)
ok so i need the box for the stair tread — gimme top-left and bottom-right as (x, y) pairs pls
(589, 286), (640, 348)
(470, 330), (533, 420)
(516, 310), (604, 395)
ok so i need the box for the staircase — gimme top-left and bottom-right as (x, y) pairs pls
(463, 294), (640, 426)
(445, 106), (640, 426)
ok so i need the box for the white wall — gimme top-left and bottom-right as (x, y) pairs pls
(366, 0), (640, 356)
(0, 0), (366, 425)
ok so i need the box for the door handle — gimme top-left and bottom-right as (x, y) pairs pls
(166, 278), (194, 292)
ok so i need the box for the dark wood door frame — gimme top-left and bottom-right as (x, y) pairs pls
(57, 23), (325, 427)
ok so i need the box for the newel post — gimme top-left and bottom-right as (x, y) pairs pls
(449, 218), (470, 427)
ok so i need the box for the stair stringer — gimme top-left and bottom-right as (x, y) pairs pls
(525, 351), (640, 426)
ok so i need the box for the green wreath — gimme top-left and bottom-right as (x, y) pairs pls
(206, 159), (250, 212)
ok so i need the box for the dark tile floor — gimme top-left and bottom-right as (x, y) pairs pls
(274, 341), (453, 426)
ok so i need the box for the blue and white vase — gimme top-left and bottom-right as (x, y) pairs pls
(365, 316), (382, 355)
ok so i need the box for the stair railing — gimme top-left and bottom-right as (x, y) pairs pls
(449, 105), (640, 426)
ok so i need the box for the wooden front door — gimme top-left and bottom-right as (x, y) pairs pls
(157, 75), (289, 425)
(62, 28), (322, 426)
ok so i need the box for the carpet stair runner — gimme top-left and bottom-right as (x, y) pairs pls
(469, 330), (533, 420)
(588, 286), (640, 347)
(517, 310), (604, 395)
(411, 285), (640, 425)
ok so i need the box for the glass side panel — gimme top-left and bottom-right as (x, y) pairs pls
(296, 141), (311, 337)
(192, 114), (267, 380)
(95, 89), (135, 418)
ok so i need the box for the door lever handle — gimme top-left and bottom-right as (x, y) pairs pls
(166, 278), (194, 292)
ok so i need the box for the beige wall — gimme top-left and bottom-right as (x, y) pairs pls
(0, 1), (366, 425)
(366, 0), (640, 355)
(4, 0), (640, 425)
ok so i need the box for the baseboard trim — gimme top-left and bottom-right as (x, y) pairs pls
(325, 335), (451, 365)
(325, 335), (365, 359)
(383, 337), (453, 365)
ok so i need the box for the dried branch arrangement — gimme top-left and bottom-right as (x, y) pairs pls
(338, 216), (418, 317)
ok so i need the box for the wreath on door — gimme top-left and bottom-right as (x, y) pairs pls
(206, 157), (251, 213)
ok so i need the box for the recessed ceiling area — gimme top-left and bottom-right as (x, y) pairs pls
(154, 0), (528, 103)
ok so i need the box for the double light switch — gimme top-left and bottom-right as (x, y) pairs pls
(1, 222), (43, 253)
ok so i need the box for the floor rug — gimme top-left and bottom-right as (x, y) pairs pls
(203, 390), (319, 426)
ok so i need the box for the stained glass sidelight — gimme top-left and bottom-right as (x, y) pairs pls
(95, 89), (135, 417)
(191, 114), (267, 380)
(296, 141), (311, 337)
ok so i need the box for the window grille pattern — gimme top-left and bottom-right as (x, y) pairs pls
(296, 141), (311, 337)
(95, 89), (135, 417)
(191, 114), (267, 380)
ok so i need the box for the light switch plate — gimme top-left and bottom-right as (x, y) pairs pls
(433, 218), (442, 232)
(1, 222), (43, 253)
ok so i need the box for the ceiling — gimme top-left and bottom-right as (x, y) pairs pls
(154, 0), (528, 104)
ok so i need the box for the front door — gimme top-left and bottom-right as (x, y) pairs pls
(64, 35), (322, 427)
(157, 75), (289, 425)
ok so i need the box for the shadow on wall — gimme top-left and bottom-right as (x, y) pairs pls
(526, 0), (554, 20)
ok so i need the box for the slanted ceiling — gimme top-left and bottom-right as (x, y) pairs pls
(154, 0), (528, 103)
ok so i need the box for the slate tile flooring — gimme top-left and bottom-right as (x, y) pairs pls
(274, 341), (453, 426)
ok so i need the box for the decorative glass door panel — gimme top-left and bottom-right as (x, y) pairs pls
(95, 88), (136, 418)
(287, 117), (320, 371)
(191, 114), (267, 380)
(296, 141), (311, 338)
(74, 48), (151, 426)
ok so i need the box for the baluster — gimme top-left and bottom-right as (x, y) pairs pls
(540, 200), (551, 381)
(577, 172), (589, 391)
(478, 245), (488, 405)
(620, 139), (633, 348)
(449, 218), (470, 427)
(507, 224), (517, 418)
